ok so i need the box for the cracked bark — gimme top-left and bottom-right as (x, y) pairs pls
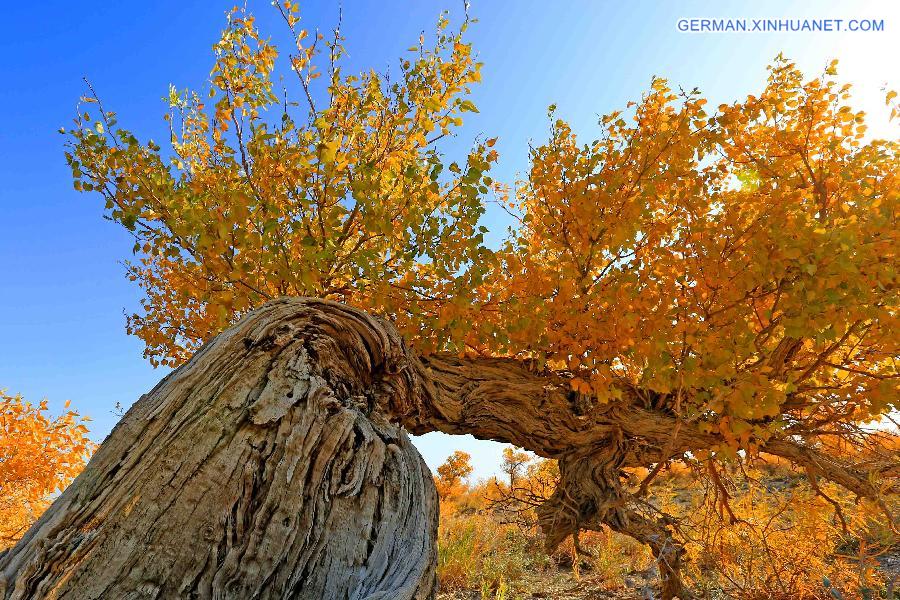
(0, 299), (437, 599)
(1, 298), (889, 599)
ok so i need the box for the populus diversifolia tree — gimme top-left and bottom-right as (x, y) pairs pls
(2, 5), (897, 599)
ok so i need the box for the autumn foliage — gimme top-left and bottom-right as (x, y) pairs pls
(66, 6), (495, 368)
(435, 450), (473, 500)
(0, 391), (93, 549)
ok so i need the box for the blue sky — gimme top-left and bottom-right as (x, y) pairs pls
(1, 0), (897, 481)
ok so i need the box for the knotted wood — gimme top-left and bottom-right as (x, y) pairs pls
(0, 299), (437, 599)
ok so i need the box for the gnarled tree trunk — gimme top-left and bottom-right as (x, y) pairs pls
(2, 298), (888, 599)
(0, 299), (437, 599)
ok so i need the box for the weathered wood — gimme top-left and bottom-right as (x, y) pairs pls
(0, 299), (437, 599)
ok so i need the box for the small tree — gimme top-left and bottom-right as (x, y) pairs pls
(435, 450), (473, 500)
(0, 391), (92, 549)
(500, 447), (531, 490)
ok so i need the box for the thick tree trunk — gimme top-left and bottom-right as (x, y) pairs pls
(2, 298), (887, 600)
(0, 299), (437, 599)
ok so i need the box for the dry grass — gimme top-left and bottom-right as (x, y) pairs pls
(435, 458), (898, 600)
(437, 494), (549, 597)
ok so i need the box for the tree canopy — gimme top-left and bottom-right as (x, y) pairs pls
(67, 6), (495, 368)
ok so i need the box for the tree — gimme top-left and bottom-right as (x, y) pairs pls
(11, 5), (895, 598)
(435, 450), (473, 500)
(0, 391), (92, 549)
(500, 447), (531, 489)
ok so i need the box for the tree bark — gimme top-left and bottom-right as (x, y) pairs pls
(0, 299), (437, 599)
(538, 452), (688, 599)
(2, 298), (889, 600)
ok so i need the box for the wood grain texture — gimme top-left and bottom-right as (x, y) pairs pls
(0, 298), (437, 599)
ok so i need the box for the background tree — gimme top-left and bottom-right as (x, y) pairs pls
(0, 391), (92, 549)
(36, 4), (899, 598)
(500, 447), (531, 489)
(435, 450), (473, 500)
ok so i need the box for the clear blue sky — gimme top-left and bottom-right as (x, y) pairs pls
(1, 1), (897, 481)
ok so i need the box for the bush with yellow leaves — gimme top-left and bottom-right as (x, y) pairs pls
(0, 390), (93, 549)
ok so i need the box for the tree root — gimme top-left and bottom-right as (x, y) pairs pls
(536, 450), (691, 600)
